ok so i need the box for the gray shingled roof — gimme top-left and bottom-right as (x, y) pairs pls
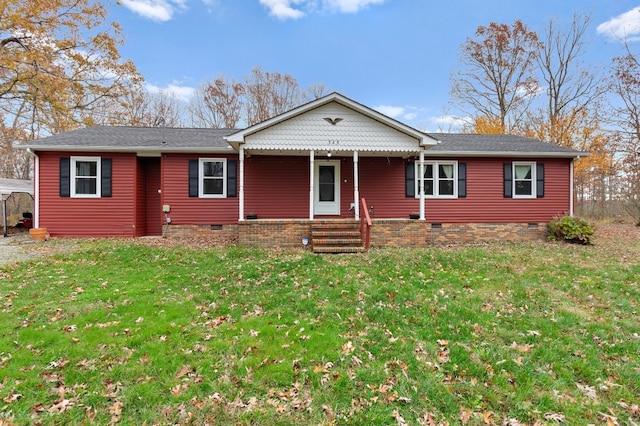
(424, 133), (587, 157)
(19, 125), (586, 158)
(20, 125), (237, 152)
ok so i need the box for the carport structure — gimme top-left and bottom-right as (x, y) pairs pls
(0, 178), (34, 237)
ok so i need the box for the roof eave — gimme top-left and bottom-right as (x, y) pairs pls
(19, 145), (235, 154)
(425, 151), (590, 158)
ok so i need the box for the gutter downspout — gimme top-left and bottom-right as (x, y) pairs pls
(570, 158), (575, 217)
(27, 148), (39, 228)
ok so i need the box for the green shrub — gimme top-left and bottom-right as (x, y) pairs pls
(547, 215), (595, 245)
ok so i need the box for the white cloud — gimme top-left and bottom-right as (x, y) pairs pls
(597, 7), (640, 41)
(375, 105), (405, 118)
(432, 114), (468, 131)
(259, 0), (306, 20)
(119, 0), (186, 22)
(324, 0), (386, 13)
(146, 83), (196, 102)
(259, 0), (386, 20)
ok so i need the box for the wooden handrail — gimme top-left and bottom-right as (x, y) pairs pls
(360, 197), (372, 250)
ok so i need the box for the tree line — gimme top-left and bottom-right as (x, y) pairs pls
(1, 2), (639, 221)
(449, 14), (640, 222)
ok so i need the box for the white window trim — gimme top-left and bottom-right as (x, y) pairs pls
(71, 156), (101, 198)
(415, 160), (458, 199)
(513, 161), (536, 199)
(199, 158), (227, 198)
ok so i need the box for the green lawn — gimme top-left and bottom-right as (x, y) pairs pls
(1, 227), (639, 425)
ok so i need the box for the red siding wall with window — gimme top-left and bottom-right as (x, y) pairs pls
(161, 153), (239, 224)
(37, 151), (138, 237)
(36, 152), (573, 237)
(357, 156), (572, 222)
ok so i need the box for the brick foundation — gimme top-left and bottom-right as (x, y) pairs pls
(369, 219), (427, 247)
(162, 223), (238, 239)
(238, 220), (312, 248)
(426, 222), (546, 244)
(162, 220), (547, 248)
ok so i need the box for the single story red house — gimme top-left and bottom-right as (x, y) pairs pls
(21, 93), (587, 251)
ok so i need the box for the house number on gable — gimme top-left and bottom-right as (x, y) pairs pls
(328, 140), (340, 145)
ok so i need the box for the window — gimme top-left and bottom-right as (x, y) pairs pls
(71, 157), (101, 198)
(503, 162), (544, 199)
(188, 158), (237, 198)
(416, 161), (458, 198)
(199, 158), (227, 198)
(513, 162), (535, 198)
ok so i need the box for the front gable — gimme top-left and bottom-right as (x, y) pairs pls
(226, 93), (436, 155)
(242, 102), (424, 154)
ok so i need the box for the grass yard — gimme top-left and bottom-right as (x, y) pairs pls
(0, 224), (639, 425)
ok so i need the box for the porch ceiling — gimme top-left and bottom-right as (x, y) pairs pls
(243, 148), (422, 157)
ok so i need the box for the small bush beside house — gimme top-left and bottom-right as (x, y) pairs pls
(547, 215), (595, 245)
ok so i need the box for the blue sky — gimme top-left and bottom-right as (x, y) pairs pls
(107, 0), (640, 130)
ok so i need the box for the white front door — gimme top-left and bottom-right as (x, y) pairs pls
(314, 160), (340, 215)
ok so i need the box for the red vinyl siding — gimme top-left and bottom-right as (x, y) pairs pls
(37, 151), (138, 237)
(357, 157), (571, 222)
(423, 157), (570, 223)
(36, 152), (573, 237)
(358, 157), (418, 218)
(161, 153), (239, 224)
(137, 157), (162, 236)
(135, 157), (146, 236)
(244, 156), (310, 219)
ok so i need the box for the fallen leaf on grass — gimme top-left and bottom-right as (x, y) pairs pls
(171, 383), (189, 397)
(393, 409), (408, 426)
(459, 407), (472, 424)
(109, 400), (123, 424)
(2, 392), (23, 403)
(576, 382), (597, 399)
(510, 342), (534, 352)
(544, 412), (566, 422)
(342, 341), (354, 355)
(48, 398), (74, 413)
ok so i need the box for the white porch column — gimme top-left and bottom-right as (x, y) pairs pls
(239, 146), (245, 221)
(309, 150), (315, 220)
(419, 150), (425, 220)
(353, 151), (360, 220)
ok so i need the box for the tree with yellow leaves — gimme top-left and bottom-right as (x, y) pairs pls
(0, 0), (141, 178)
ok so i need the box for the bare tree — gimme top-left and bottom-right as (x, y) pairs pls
(190, 68), (316, 128)
(610, 42), (640, 222)
(533, 13), (605, 143)
(244, 67), (307, 125)
(450, 20), (541, 132)
(190, 76), (244, 128)
(307, 83), (330, 100)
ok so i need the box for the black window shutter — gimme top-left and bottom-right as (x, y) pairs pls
(60, 157), (70, 197)
(503, 162), (512, 198)
(227, 160), (237, 197)
(405, 162), (415, 198)
(188, 159), (198, 197)
(101, 158), (112, 197)
(458, 162), (467, 198)
(536, 163), (545, 198)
